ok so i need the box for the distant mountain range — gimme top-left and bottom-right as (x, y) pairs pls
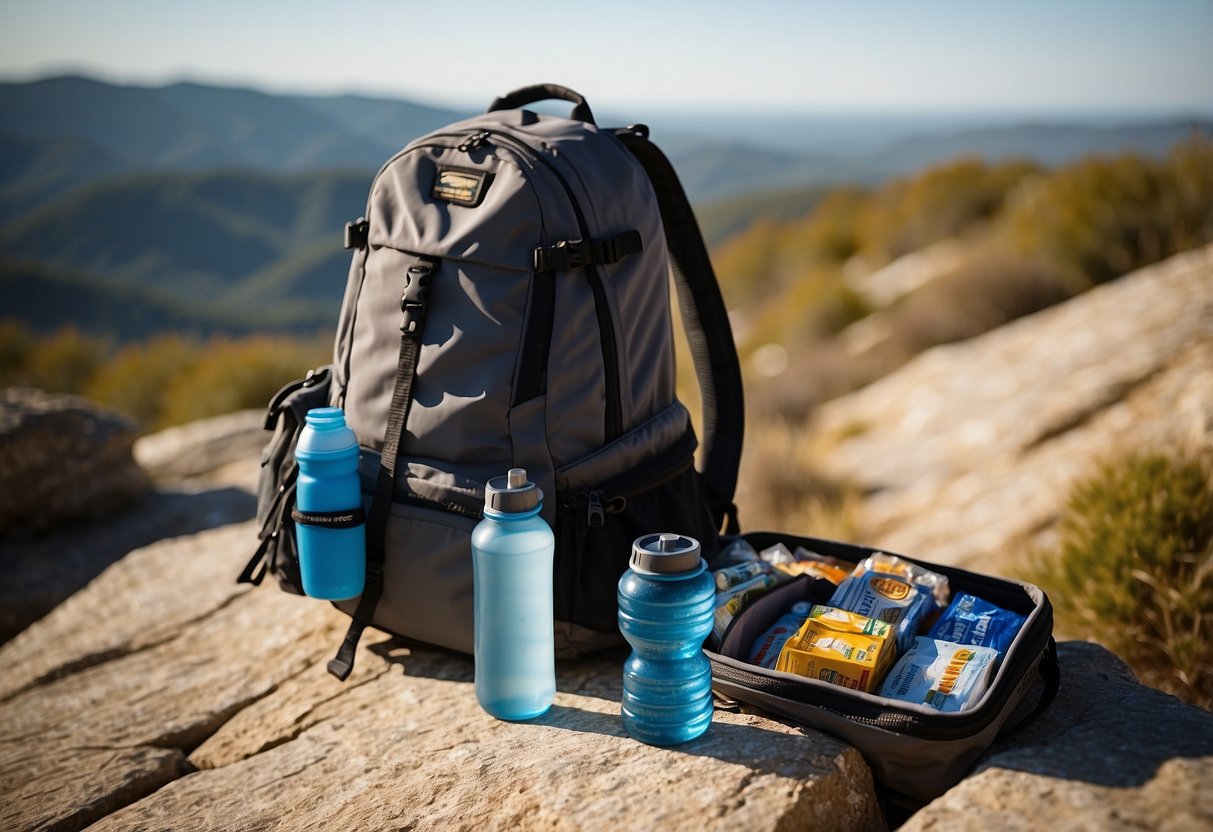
(1, 75), (1209, 341)
(0, 75), (466, 221)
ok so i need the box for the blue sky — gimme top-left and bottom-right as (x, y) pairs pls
(1, 0), (1211, 114)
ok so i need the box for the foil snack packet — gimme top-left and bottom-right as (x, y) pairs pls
(928, 592), (1026, 656)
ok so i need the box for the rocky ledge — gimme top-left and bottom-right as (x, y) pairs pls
(1, 518), (1210, 831)
(2, 247), (1212, 830)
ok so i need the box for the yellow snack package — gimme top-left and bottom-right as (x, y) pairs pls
(775, 605), (896, 692)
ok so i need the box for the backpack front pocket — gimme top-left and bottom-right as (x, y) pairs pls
(552, 402), (718, 632)
(336, 493), (481, 655)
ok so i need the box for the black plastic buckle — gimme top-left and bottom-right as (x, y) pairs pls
(557, 239), (586, 270)
(401, 261), (434, 336)
(344, 217), (370, 250)
(534, 239), (587, 271)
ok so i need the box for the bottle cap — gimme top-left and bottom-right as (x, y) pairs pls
(297, 407), (358, 455)
(630, 533), (702, 576)
(484, 467), (541, 514)
(304, 407), (348, 429)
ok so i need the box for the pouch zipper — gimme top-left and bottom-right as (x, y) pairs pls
(561, 455), (695, 527)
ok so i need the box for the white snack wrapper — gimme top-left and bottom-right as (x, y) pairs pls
(879, 636), (999, 712)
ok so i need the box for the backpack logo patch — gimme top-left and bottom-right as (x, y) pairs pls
(432, 167), (490, 207)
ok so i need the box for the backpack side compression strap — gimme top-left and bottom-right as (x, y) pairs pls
(327, 255), (436, 681)
(617, 128), (745, 533)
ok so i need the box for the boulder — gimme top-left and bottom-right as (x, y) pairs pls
(4, 517), (1212, 831)
(0, 405), (259, 644)
(0, 388), (148, 537)
(133, 408), (266, 484)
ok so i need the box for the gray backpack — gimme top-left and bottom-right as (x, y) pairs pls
(242, 85), (744, 678)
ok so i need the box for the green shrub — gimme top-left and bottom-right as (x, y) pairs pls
(157, 335), (329, 428)
(0, 320), (36, 388)
(797, 187), (868, 264)
(0, 324), (330, 432)
(860, 157), (1039, 261)
(13, 326), (109, 394)
(1028, 449), (1213, 708)
(1004, 136), (1213, 284)
(86, 335), (203, 429)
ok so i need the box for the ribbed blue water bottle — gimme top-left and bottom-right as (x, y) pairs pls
(472, 468), (556, 721)
(618, 533), (716, 745)
(293, 407), (365, 601)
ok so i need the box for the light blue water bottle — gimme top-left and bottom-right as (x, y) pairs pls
(472, 467), (555, 721)
(293, 407), (365, 601)
(618, 533), (716, 745)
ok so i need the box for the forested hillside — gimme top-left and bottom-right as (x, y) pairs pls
(3, 75), (1211, 439)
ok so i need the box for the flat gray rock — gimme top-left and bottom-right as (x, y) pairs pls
(133, 408), (266, 481)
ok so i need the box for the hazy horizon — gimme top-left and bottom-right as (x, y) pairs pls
(6, 69), (1211, 130)
(2, 0), (1210, 118)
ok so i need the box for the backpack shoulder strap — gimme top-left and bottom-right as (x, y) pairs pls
(616, 126), (745, 534)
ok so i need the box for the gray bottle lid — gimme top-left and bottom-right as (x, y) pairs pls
(630, 533), (702, 575)
(484, 467), (541, 513)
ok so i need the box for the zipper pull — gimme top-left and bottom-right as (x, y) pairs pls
(586, 491), (606, 527)
(458, 130), (491, 152)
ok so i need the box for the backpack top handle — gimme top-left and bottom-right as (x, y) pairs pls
(488, 84), (597, 125)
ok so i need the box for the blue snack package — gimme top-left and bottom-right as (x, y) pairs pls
(928, 592), (1026, 656)
(746, 601), (814, 668)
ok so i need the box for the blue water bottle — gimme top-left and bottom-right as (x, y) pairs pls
(472, 467), (555, 721)
(618, 533), (716, 745)
(293, 407), (365, 601)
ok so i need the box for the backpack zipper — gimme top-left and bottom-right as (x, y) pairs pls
(458, 130), (491, 152)
(336, 132), (543, 401)
(464, 128), (625, 442)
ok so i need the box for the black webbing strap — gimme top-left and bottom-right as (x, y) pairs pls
(238, 466), (299, 586)
(616, 128), (745, 534)
(327, 255), (436, 680)
(513, 268), (556, 406)
(533, 230), (643, 272)
(237, 535), (272, 585)
(344, 217), (369, 250)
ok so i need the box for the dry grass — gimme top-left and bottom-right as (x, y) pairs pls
(734, 416), (866, 541)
